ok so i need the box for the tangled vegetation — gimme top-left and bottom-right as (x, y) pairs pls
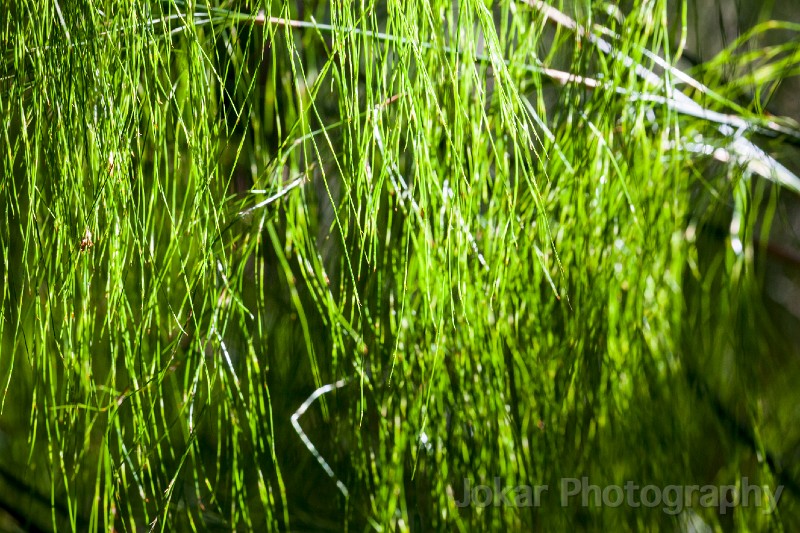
(2, 0), (800, 530)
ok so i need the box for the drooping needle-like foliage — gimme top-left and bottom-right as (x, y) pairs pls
(2, 0), (799, 530)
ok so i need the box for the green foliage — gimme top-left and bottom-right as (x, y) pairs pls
(1, 0), (799, 530)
